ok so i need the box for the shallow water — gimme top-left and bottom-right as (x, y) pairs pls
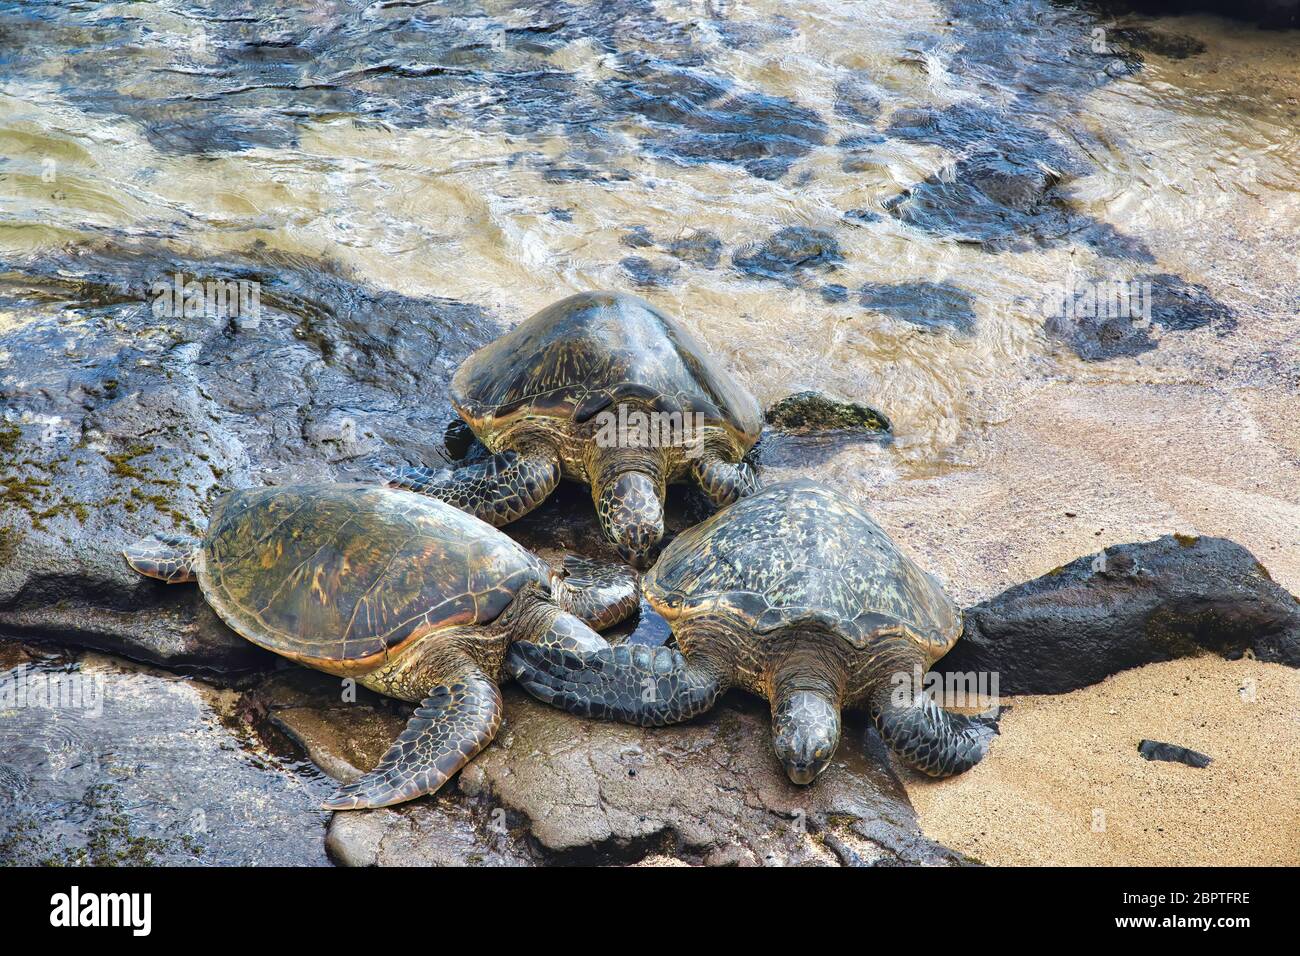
(2, 1), (1295, 463)
(0, 0), (1297, 862)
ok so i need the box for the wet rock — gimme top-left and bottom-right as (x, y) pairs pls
(620, 225), (723, 268)
(884, 107), (1152, 261)
(620, 255), (679, 287)
(0, 648), (331, 865)
(1143, 274), (1237, 334)
(859, 282), (978, 335)
(733, 227), (843, 286)
(939, 535), (1300, 695)
(833, 71), (883, 124)
(1083, 0), (1298, 29)
(664, 231), (724, 269)
(327, 802), (539, 867)
(316, 687), (962, 866)
(1138, 739), (1213, 768)
(604, 58), (827, 180)
(843, 208), (883, 226)
(839, 133), (890, 173)
(1045, 273), (1237, 361)
(0, 242), (494, 671)
(765, 391), (891, 435)
(620, 225), (656, 249)
(820, 284), (851, 304)
(1111, 27), (1206, 59)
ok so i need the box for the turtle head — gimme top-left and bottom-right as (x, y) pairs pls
(594, 470), (664, 569)
(772, 689), (841, 785)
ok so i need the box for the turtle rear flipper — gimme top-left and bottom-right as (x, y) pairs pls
(869, 685), (999, 777)
(507, 642), (729, 726)
(323, 666), (503, 811)
(552, 554), (639, 631)
(384, 442), (560, 527)
(123, 534), (202, 584)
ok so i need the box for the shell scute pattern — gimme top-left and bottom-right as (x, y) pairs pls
(452, 291), (762, 442)
(644, 479), (960, 657)
(201, 484), (546, 665)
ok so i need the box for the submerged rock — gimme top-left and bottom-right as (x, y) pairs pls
(0, 242), (494, 671)
(765, 391), (891, 435)
(940, 535), (1300, 694)
(620, 255), (680, 288)
(883, 106), (1152, 261)
(1137, 739), (1213, 768)
(603, 58), (827, 180)
(620, 226), (724, 269)
(859, 282), (978, 335)
(733, 227), (844, 286)
(1045, 273), (1237, 361)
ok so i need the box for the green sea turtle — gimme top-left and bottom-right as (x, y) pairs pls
(508, 479), (997, 783)
(122, 483), (636, 810)
(386, 291), (763, 568)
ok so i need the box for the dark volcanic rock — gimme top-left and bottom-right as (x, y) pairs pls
(833, 70), (883, 124)
(314, 683), (964, 867)
(1112, 27), (1206, 59)
(1084, 0), (1298, 29)
(765, 391), (891, 435)
(664, 231), (724, 269)
(883, 102), (1151, 260)
(605, 58), (827, 180)
(859, 282), (978, 335)
(939, 535), (1300, 695)
(620, 255), (679, 287)
(0, 646), (331, 866)
(733, 227), (843, 286)
(1137, 739), (1213, 768)
(0, 241), (494, 670)
(1045, 273), (1237, 361)
(620, 226), (724, 268)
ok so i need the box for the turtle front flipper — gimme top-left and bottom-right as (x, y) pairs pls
(552, 554), (639, 631)
(691, 453), (760, 507)
(506, 643), (730, 726)
(323, 665), (503, 811)
(384, 442), (560, 527)
(123, 534), (202, 584)
(869, 684), (999, 777)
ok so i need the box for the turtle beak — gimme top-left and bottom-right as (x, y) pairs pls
(617, 540), (659, 571)
(599, 472), (664, 569)
(772, 690), (841, 785)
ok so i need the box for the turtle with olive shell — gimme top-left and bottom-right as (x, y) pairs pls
(507, 479), (998, 783)
(123, 483), (636, 810)
(386, 291), (762, 568)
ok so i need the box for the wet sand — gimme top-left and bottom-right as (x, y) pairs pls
(906, 657), (1300, 866)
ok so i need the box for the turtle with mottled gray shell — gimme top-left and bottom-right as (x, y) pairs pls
(123, 483), (636, 810)
(508, 479), (997, 783)
(386, 291), (762, 568)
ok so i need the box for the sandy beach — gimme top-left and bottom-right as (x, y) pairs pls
(907, 656), (1300, 866)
